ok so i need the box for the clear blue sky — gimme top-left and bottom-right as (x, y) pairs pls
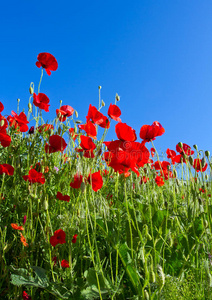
(1, 0), (212, 155)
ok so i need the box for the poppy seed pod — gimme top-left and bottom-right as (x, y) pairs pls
(205, 150), (210, 158)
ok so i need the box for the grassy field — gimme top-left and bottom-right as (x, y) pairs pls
(0, 54), (212, 300)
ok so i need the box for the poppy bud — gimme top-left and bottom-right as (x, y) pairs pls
(175, 179), (179, 186)
(178, 142), (183, 149)
(204, 219), (208, 228)
(173, 169), (177, 178)
(29, 87), (34, 95)
(98, 86), (102, 90)
(80, 182), (85, 193)
(75, 110), (78, 118)
(101, 100), (105, 107)
(175, 186), (178, 193)
(189, 156), (194, 166)
(28, 103), (32, 113)
(0, 119), (4, 127)
(193, 144), (198, 151)
(60, 100), (62, 105)
(75, 120), (82, 124)
(17, 98), (20, 103)
(57, 112), (62, 120)
(43, 200), (48, 210)
(144, 290), (149, 300)
(205, 150), (210, 158)
(57, 127), (62, 135)
(206, 174), (209, 180)
(201, 157), (206, 168)
(115, 93), (120, 101)
(29, 126), (34, 134)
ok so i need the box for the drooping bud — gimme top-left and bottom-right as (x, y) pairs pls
(193, 144), (198, 151)
(75, 110), (78, 118)
(101, 100), (105, 107)
(0, 119), (5, 127)
(178, 142), (183, 149)
(205, 150), (210, 158)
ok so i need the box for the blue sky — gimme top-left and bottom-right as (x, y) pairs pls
(1, 0), (212, 155)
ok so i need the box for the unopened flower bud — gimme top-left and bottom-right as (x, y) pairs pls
(101, 100), (105, 107)
(205, 150), (210, 158)
(75, 120), (82, 124)
(205, 174), (209, 180)
(29, 86), (34, 94)
(178, 142), (183, 149)
(60, 100), (62, 105)
(57, 127), (62, 135)
(17, 98), (20, 103)
(80, 182), (85, 193)
(43, 200), (48, 210)
(75, 110), (78, 118)
(189, 156), (194, 166)
(115, 93), (120, 101)
(173, 169), (177, 178)
(201, 157), (206, 168)
(193, 144), (198, 151)
(0, 120), (5, 127)
(98, 86), (102, 90)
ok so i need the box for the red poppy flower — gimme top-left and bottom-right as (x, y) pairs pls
(0, 127), (11, 147)
(36, 53), (58, 76)
(78, 120), (97, 139)
(22, 291), (32, 300)
(86, 104), (110, 128)
(45, 135), (67, 153)
(193, 158), (208, 172)
(87, 171), (103, 192)
(61, 259), (70, 268)
(23, 168), (45, 184)
(7, 111), (29, 132)
(140, 121), (165, 142)
(115, 123), (137, 142)
(56, 192), (70, 202)
(70, 173), (83, 189)
(72, 234), (78, 244)
(37, 124), (54, 133)
(0, 164), (14, 175)
(0, 102), (4, 113)
(11, 223), (24, 231)
(50, 229), (66, 247)
(76, 135), (96, 158)
(20, 232), (28, 247)
(33, 93), (50, 112)
(155, 175), (164, 186)
(176, 143), (194, 156)
(69, 128), (78, 141)
(56, 105), (74, 122)
(153, 161), (171, 171)
(108, 104), (121, 122)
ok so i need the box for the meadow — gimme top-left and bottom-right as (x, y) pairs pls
(0, 53), (212, 300)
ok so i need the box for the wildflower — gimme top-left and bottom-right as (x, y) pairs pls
(45, 135), (67, 153)
(108, 104), (121, 122)
(140, 121), (165, 142)
(115, 123), (137, 142)
(56, 105), (74, 122)
(7, 111), (29, 132)
(69, 128), (78, 141)
(150, 148), (155, 157)
(193, 158), (208, 172)
(0, 128), (11, 147)
(22, 291), (32, 300)
(140, 176), (149, 184)
(50, 229), (66, 247)
(0, 102), (4, 113)
(87, 171), (103, 192)
(155, 176), (165, 186)
(176, 143), (194, 156)
(78, 120), (97, 139)
(77, 135), (96, 158)
(61, 259), (70, 268)
(36, 52), (58, 76)
(20, 233), (28, 247)
(33, 93), (50, 112)
(11, 223), (24, 231)
(23, 168), (45, 184)
(0, 164), (14, 175)
(72, 234), (78, 243)
(28, 126), (34, 134)
(86, 104), (110, 128)
(56, 192), (70, 202)
(70, 173), (83, 189)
